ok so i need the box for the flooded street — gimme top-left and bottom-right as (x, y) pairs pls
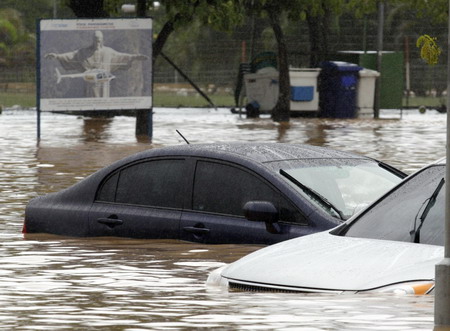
(0, 107), (445, 330)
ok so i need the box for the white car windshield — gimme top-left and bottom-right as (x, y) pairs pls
(343, 164), (445, 246)
(281, 162), (402, 220)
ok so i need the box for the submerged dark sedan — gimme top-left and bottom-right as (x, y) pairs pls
(23, 143), (406, 244)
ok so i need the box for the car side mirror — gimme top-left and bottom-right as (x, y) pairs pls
(244, 201), (280, 234)
(243, 201), (279, 223)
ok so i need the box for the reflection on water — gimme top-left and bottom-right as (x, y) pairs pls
(0, 108), (446, 329)
(82, 117), (114, 142)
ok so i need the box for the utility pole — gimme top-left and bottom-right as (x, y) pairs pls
(53, 0), (57, 18)
(434, 0), (450, 328)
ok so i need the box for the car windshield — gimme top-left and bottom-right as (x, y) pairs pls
(279, 160), (402, 220)
(342, 164), (445, 246)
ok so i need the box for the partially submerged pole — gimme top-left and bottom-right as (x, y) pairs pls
(434, 0), (450, 328)
(135, 1), (152, 140)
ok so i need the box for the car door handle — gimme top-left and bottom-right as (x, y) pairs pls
(97, 217), (123, 227)
(183, 226), (210, 234)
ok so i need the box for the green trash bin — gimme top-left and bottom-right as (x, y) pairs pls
(336, 51), (404, 109)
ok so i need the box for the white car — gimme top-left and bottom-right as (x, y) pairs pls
(207, 158), (445, 294)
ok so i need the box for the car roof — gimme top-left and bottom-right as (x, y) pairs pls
(139, 143), (371, 164)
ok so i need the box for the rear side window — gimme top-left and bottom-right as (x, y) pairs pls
(97, 159), (185, 209)
(192, 161), (306, 224)
(97, 172), (119, 202)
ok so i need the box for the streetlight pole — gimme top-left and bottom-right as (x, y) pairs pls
(434, 0), (450, 329)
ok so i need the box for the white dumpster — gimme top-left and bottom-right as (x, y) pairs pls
(357, 69), (380, 117)
(243, 68), (279, 112)
(243, 67), (321, 114)
(289, 68), (321, 113)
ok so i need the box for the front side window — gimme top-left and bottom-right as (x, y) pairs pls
(192, 161), (306, 224)
(96, 159), (185, 209)
(343, 165), (445, 246)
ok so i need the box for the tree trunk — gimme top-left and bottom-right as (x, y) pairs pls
(306, 7), (331, 67)
(136, 0), (147, 17)
(68, 0), (109, 17)
(267, 9), (290, 122)
(307, 15), (321, 67)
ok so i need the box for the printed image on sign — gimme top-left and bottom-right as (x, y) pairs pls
(39, 19), (152, 111)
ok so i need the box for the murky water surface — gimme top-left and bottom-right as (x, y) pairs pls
(0, 107), (445, 329)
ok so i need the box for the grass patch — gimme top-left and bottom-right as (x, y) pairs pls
(0, 91), (236, 109)
(1, 90), (446, 110)
(154, 91), (235, 108)
(403, 96), (446, 108)
(1, 91), (36, 108)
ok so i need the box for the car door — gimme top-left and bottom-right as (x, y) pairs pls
(180, 160), (308, 244)
(89, 158), (187, 239)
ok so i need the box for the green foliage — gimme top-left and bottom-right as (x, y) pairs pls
(201, 1), (245, 32)
(103, 0), (121, 16)
(416, 34), (441, 65)
(288, 0), (343, 19)
(0, 8), (34, 65)
(0, 0), (59, 32)
(0, 19), (18, 45)
(243, 0), (374, 21)
(344, 0), (378, 18)
(404, 0), (448, 24)
(159, 0), (245, 32)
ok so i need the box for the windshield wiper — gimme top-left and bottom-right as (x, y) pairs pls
(280, 169), (345, 221)
(410, 178), (444, 243)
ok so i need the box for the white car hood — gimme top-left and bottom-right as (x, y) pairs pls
(220, 232), (444, 291)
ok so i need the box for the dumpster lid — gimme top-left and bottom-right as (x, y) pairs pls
(319, 61), (362, 72)
(358, 69), (380, 77)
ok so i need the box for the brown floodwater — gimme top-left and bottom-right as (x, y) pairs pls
(0, 107), (445, 330)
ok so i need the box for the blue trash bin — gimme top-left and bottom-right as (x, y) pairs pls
(318, 61), (362, 118)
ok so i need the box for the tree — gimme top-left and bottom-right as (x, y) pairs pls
(271, 0), (381, 121)
(240, 0), (294, 122)
(264, 1), (291, 122)
(403, 0), (448, 23)
(239, 0), (367, 122)
(147, 1), (243, 67)
(0, 8), (34, 66)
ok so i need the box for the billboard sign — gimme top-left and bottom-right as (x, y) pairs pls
(38, 18), (152, 111)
